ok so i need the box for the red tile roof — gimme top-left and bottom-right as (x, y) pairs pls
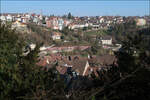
(37, 54), (117, 77)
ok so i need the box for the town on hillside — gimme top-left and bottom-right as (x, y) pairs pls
(1, 11), (150, 99)
(1, 12), (149, 77)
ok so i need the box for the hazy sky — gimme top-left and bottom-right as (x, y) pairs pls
(1, 0), (149, 16)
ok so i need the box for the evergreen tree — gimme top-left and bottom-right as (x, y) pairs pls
(0, 22), (66, 100)
(91, 40), (100, 55)
(94, 27), (150, 100)
(68, 12), (72, 19)
(0, 23), (24, 99)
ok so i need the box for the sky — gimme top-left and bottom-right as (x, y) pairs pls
(0, 0), (149, 16)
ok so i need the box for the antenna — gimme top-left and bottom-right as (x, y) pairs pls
(40, 9), (43, 16)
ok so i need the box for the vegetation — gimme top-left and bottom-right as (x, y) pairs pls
(67, 12), (73, 19)
(93, 27), (150, 100)
(0, 23), (65, 99)
(84, 29), (108, 36)
(109, 20), (137, 42)
(1, 21), (150, 100)
(26, 23), (53, 45)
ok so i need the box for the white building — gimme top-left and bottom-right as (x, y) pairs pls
(136, 18), (146, 26)
(58, 18), (64, 30)
(99, 17), (104, 23)
(29, 44), (36, 50)
(100, 36), (112, 45)
(21, 17), (29, 23)
(0, 15), (6, 21)
(39, 15), (43, 20)
(15, 17), (22, 22)
(25, 14), (31, 19)
(45, 16), (49, 21)
(6, 15), (13, 21)
(69, 23), (89, 29)
(52, 32), (61, 40)
(11, 21), (27, 29)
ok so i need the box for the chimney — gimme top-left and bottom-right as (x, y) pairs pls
(68, 56), (71, 61)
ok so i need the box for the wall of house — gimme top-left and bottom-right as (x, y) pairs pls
(52, 36), (61, 40)
(102, 39), (112, 45)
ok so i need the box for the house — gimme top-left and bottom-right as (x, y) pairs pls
(68, 22), (88, 30)
(38, 14), (43, 20)
(57, 57), (90, 76)
(29, 44), (36, 50)
(46, 17), (65, 30)
(25, 13), (31, 19)
(52, 17), (59, 30)
(11, 21), (27, 29)
(136, 18), (146, 26)
(58, 18), (64, 30)
(100, 36), (112, 45)
(0, 15), (6, 21)
(52, 32), (62, 40)
(57, 56), (93, 77)
(6, 14), (13, 21)
(56, 55), (116, 77)
(33, 17), (40, 24)
(64, 19), (71, 27)
(37, 54), (116, 78)
(21, 17), (29, 23)
(15, 17), (22, 22)
(91, 24), (100, 30)
(46, 17), (58, 29)
(99, 17), (104, 23)
(45, 16), (49, 21)
(46, 19), (52, 28)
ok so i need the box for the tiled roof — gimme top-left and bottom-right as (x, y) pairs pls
(37, 54), (116, 77)
(90, 55), (116, 66)
(52, 32), (61, 36)
(56, 66), (67, 74)
(37, 58), (47, 67)
(58, 56), (88, 75)
(101, 36), (112, 40)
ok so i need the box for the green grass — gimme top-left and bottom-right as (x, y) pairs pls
(84, 29), (109, 36)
